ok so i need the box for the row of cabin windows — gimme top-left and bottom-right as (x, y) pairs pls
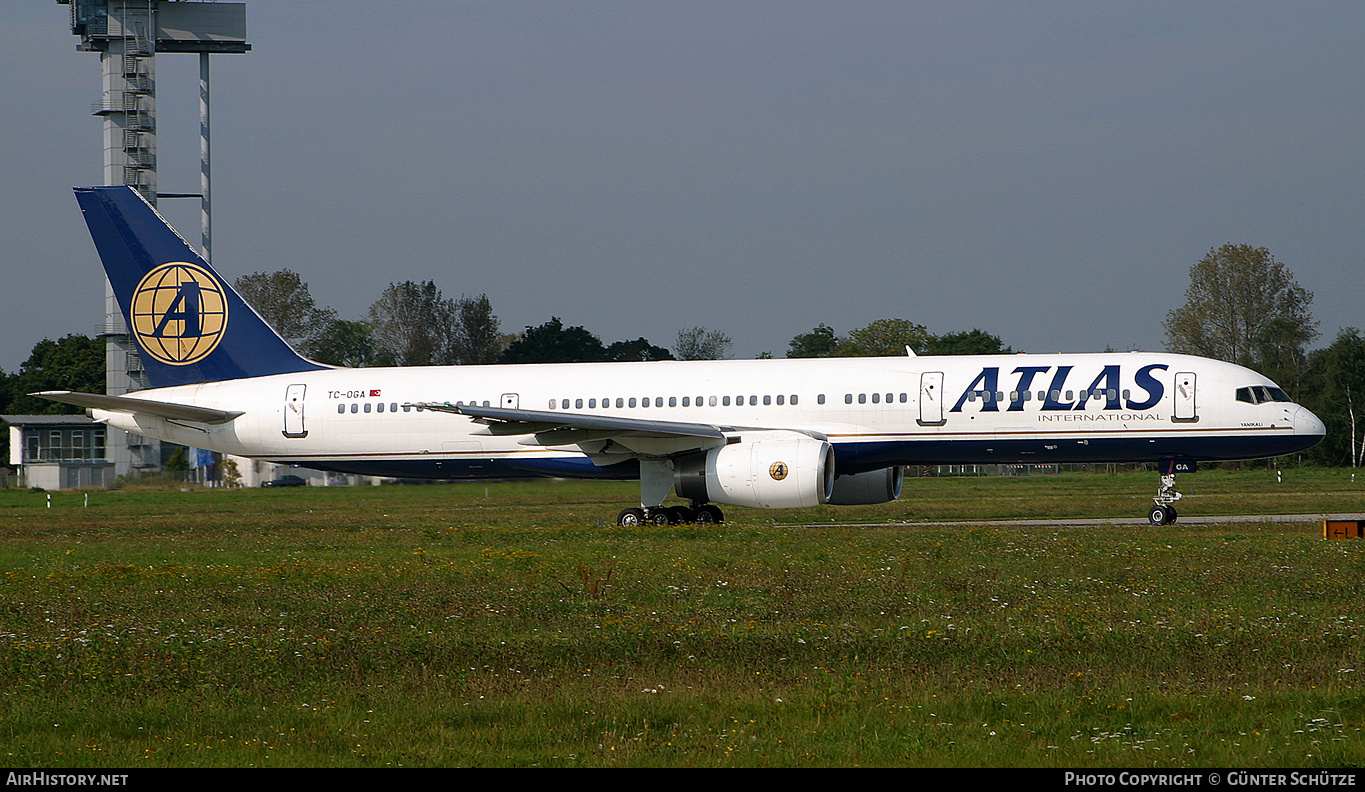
(338, 390), (1151, 416)
(548, 394), (802, 410)
(336, 401), (493, 415)
(958, 389), (1128, 404)
(340, 402), (408, 414)
(334, 388), (1161, 416)
(847, 392), (910, 404)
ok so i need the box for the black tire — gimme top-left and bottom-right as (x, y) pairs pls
(667, 506), (695, 524)
(1164, 506), (1178, 524)
(1148, 505), (1168, 525)
(694, 504), (724, 525)
(617, 507), (645, 527)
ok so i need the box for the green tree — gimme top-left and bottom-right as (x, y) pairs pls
(500, 318), (609, 364)
(309, 319), (393, 368)
(1302, 328), (1365, 466)
(675, 327), (733, 360)
(1163, 244), (1318, 390)
(450, 293), (503, 365)
(605, 338), (675, 362)
(6, 335), (106, 415)
(924, 329), (1013, 355)
(837, 318), (932, 357)
(368, 281), (460, 366)
(786, 323), (840, 358)
(234, 270), (337, 357)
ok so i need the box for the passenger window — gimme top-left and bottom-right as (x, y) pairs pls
(616, 398), (625, 408)
(337, 404), (345, 414)
(377, 403), (385, 413)
(548, 399), (556, 409)
(776, 395), (784, 405)
(669, 397), (677, 407)
(709, 396), (717, 406)
(350, 403), (358, 413)
(391, 403), (397, 412)
(872, 393), (880, 404)
(629, 398), (637, 408)
(763, 395), (771, 405)
(656, 397), (664, 407)
(792, 394), (799, 405)
(364, 403), (372, 413)
(858, 393), (867, 404)
(844, 394), (852, 404)
(723, 396), (731, 406)
(818, 394), (825, 405)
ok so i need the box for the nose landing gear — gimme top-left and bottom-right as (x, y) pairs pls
(1149, 460), (1194, 524)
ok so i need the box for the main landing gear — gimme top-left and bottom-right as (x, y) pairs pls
(1149, 460), (1194, 525)
(616, 502), (725, 526)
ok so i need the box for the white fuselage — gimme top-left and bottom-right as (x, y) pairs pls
(92, 351), (1325, 481)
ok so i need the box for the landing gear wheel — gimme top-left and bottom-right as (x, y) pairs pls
(1148, 505), (1168, 526)
(617, 507), (645, 527)
(647, 509), (672, 526)
(666, 506), (695, 525)
(1163, 506), (1178, 524)
(693, 504), (724, 525)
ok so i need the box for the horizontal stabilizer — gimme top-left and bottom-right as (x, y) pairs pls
(34, 391), (243, 425)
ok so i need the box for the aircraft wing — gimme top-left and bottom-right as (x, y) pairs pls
(34, 390), (243, 425)
(415, 402), (728, 445)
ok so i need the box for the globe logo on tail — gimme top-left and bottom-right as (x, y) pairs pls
(131, 262), (228, 365)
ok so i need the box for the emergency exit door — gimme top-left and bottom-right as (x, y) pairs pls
(918, 372), (945, 426)
(1173, 372), (1198, 422)
(283, 384), (308, 438)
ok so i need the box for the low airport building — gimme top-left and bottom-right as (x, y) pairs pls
(3, 414), (115, 490)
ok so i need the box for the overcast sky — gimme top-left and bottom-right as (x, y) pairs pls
(5, 1), (1363, 374)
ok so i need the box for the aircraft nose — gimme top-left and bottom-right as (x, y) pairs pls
(1294, 406), (1326, 438)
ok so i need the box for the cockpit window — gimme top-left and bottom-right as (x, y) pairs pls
(1237, 386), (1293, 405)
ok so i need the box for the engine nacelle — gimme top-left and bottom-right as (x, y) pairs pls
(827, 466), (904, 505)
(674, 431), (834, 509)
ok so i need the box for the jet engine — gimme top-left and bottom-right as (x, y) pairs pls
(827, 466), (904, 505)
(674, 431), (834, 509)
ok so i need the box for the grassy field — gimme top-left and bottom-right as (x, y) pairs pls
(1, 468), (1363, 767)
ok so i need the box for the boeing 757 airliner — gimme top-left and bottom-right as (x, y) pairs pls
(39, 187), (1325, 525)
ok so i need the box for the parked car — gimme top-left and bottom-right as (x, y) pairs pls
(262, 474), (307, 488)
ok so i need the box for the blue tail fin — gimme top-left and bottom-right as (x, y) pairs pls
(75, 186), (326, 387)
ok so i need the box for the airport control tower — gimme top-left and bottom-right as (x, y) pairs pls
(60, 0), (249, 477)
